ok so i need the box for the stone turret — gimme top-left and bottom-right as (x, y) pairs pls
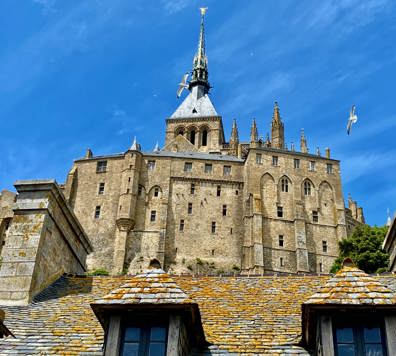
(250, 119), (258, 148)
(300, 129), (308, 153)
(271, 102), (284, 149)
(229, 119), (239, 155)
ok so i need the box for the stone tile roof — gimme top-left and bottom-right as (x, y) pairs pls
(1, 273), (396, 355)
(305, 265), (396, 306)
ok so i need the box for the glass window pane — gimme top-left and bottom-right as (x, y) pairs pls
(336, 327), (354, 343)
(150, 327), (166, 341)
(365, 344), (384, 356)
(337, 344), (355, 356)
(364, 327), (381, 343)
(124, 327), (140, 342)
(149, 342), (166, 356)
(122, 343), (139, 356)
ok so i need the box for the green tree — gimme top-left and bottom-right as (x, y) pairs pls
(330, 225), (389, 274)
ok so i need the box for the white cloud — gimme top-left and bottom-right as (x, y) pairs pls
(161, 0), (189, 15)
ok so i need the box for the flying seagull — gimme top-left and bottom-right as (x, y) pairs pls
(176, 72), (189, 98)
(347, 105), (358, 135)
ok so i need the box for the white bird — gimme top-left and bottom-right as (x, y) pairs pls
(176, 72), (189, 98)
(347, 105), (358, 135)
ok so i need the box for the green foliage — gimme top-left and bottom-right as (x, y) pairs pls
(330, 225), (389, 274)
(87, 268), (109, 276)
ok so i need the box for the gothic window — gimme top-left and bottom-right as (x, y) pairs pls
(204, 163), (212, 173)
(322, 240), (327, 253)
(279, 235), (284, 247)
(211, 221), (216, 233)
(94, 206), (101, 219)
(313, 210), (319, 223)
(184, 162), (192, 172)
(281, 178), (289, 192)
(256, 154), (262, 164)
(154, 187), (159, 197)
(179, 219), (184, 231)
(188, 203), (192, 214)
(304, 181), (312, 196)
(147, 160), (156, 171)
(96, 160), (107, 173)
(294, 159), (300, 169)
(150, 210), (156, 222)
(190, 183), (195, 194)
(327, 163), (333, 174)
(98, 182), (105, 195)
(222, 205), (227, 216)
(223, 165), (231, 176)
(309, 161), (316, 171)
(216, 185), (221, 197)
(272, 156), (278, 166)
(190, 130), (196, 145)
(277, 206), (283, 218)
(202, 130), (208, 146)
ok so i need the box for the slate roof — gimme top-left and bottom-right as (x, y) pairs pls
(1, 273), (396, 355)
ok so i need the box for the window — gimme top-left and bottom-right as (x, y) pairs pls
(211, 221), (216, 233)
(147, 160), (156, 171)
(138, 186), (143, 196)
(216, 185), (221, 197)
(188, 203), (192, 214)
(184, 162), (192, 172)
(223, 165), (231, 176)
(281, 178), (289, 192)
(190, 130), (196, 145)
(150, 210), (156, 222)
(304, 181), (312, 196)
(230, 228), (233, 234)
(277, 206), (283, 218)
(201, 130), (208, 146)
(294, 159), (300, 169)
(333, 320), (387, 356)
(98, 182), (105, 195)
(96, 160), (107, 173)
(280, 257), (284, 267)
(204, 163), (212, 173)
(313, 210), (319, 223)
(222, 205), (227, 216)
(319, 262), (323, 273)
(94, 206), (101, 219)
(256, 153), (262, 164)
(272, 156), (278, 166)
(327, 163), (333, 174)
(236, 190), (239, 195)
(179, 219), (184, 231)
(211, 249), (215, 256)
(279, 235), (284, 247)
(154, 187), (159, 197)
(121, 325), (167, 356)
(322, 240), (327, 253)
(190, 183), (195, 194)
(309, 161), (316, 171)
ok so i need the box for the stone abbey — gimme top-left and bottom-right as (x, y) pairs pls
(0, 10), (364, 278)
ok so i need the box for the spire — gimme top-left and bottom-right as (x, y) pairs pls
(300, 129), (308, 153)
(230, 119), (239, 144)
(188, 8), (210, 93)
(271, 101), (285, 149)
(250, 119), (258, 145)
(130, 137), (141, 151)
(153, 142), (160, 152)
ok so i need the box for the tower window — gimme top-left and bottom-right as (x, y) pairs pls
(256, 153), (262, 164)
(235, 190), (239, 195)
(188, 202), (192, 214)
(184, 162), (192, 172)
(216, 185), (221, 197)
(304, 181), (312, 196)
(211, 249), (215, 256)
(98, 182), (105, 195)
(211, 222), (216, 233)
(190, 130), (196, 145)
(179, 219), (184, 231)
(204, 163), (212, 173)
(280, 257), (284, 267)
(147, 160), (156, 170)
(190, 183), (195, 194)
(138, 185), (143, 196)
(327, 163), (333, 174)
(277, 206), (283, 218)
(223, 165), (231, 176)
(319, 262), (323, 272)
(322, 240), (327, 253)
(96, 160), (107, 173)
(150, 210), (156, 222)
(313, 210), (319, 222)
(230, 228), (233, 234)
(272, 156), (278, 166)
(294, 159), (300, 169)
(154, 187), (159, 197)
(278, 235), (284, 247)
(202, 130), (208, 146)
(281, 178), (289, 192)
(309, 161), (316, 171)
(94, 206), (101, 219)
(222, 205), (227, 216)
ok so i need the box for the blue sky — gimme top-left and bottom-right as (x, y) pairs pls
(0, 0), (395, 226)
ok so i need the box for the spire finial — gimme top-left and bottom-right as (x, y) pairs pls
(250, 118), (258, 144)
(300, 128), (308, 153)
(153, 142), (160, 152)
(189, 8), (210, 93)
(130, 136), (141, 151)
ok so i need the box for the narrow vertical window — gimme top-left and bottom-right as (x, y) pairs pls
(190, 130), (196, 145)
(98, 182), (105, 195)
(223, 165), (231, 176)
(280, 257), (284, 267)
(277, 206), (283, 218)
(216, 185), (221, 197)
(322, 240), (327, 253)
(188, 203), (192, 214)
(154, 187), (159, 197)
(256, 153), (262, 164)
(327, 163), (333, 174)
(304, 181), (311, 196)
(179, 219), (184, 231)
(147, 160), (156, 170)
(190, 183), (195, 194)
(294, 159), (300, 169)
(230, 228), (233, 234)
(94, 206), (101, 219)
(278, 235), (284, 247)
(222, 205), (227, 216)
(211, 222), (216, 233)
(184, 162), (192, 172)
(319, 262), (323, 273)
(201, 130), (208, 146)
(96, 160), (107, 173)
(272, 156), (278, 166)
(313, 210), (319, 222)
(309, 161), (316, 171)
(211, 249), (215, 256)
(235, 190), (239, 195)
(204, 163), (212, 173)
(138, 185), (143, 196)
(150, 210), (156, 222)
(281, 178), (289, 192)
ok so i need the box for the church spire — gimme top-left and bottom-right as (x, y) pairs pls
(271, 101), (284, 149)
(229, 119), (239, 155)
(250, 119), (258, 145)
(188, 8), (210, 93)
(300, 129), (308, 153)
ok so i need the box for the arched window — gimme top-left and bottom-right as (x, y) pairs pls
(190, 130), (196, 145)
(304, 181), (311, 196)
(176, 128), (184, 137)
(201, 130), (208, 146)
(281, 178), (289, 192)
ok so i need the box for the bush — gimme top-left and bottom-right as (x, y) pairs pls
(87, 268), (109, 276)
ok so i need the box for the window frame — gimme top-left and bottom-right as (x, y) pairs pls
(179, 219), (184, 231)
(150, 210), (156, 222)
(281, 178), (289, 192)
(279, 235), (284, 247)
(327, 163), (333, 174)
(98, 182), (105, 195)
(204, 163), (213, 174)
(272, 156), (278, 166)
(309, 161), (316, 171)
(96, 160), (107, 173)
(147, 160), (156, 171)
(294, 158), (300, 169)
(184, 162), (192, 173)
(190, 183), (195, 195)
(223, 165), (231, 176)
(313, 210), (319, 223)
(94, 205), (101, 219)
(277, 206), (283, 218)
(256, 153), (262, 164)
